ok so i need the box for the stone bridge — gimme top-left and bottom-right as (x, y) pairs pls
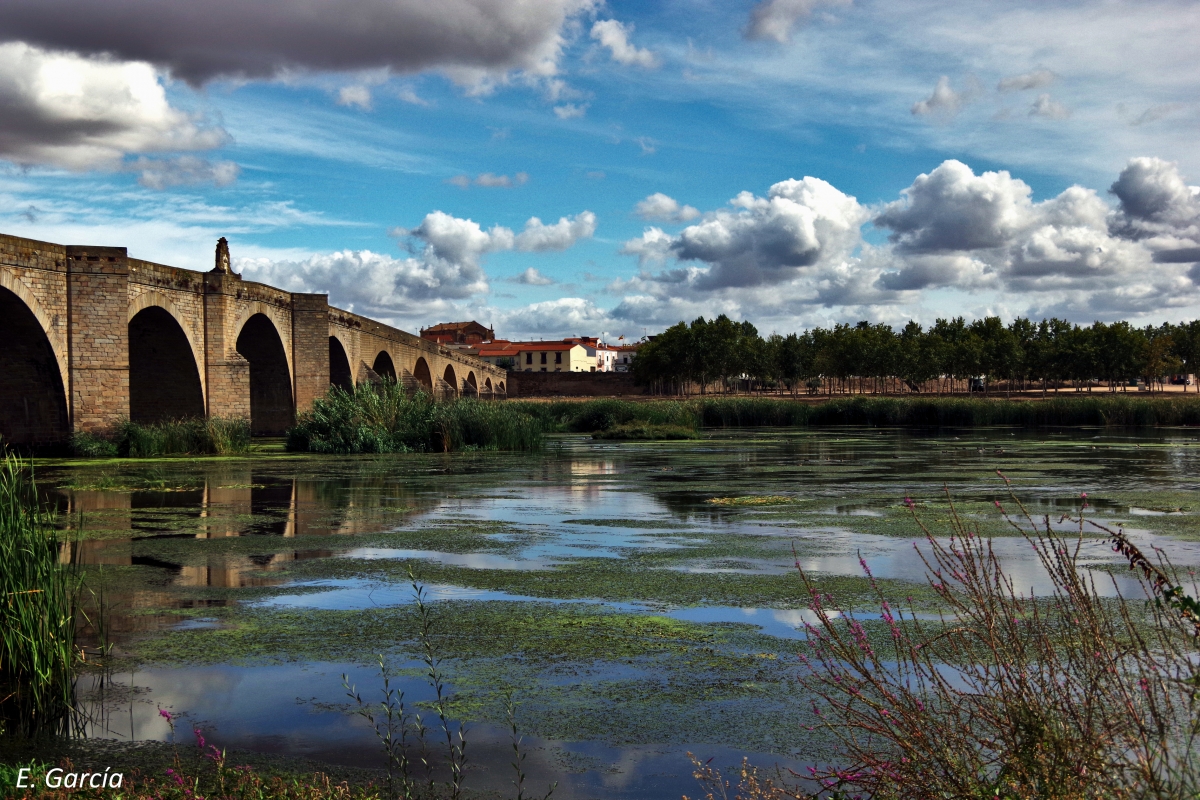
(0, 233), (508, 446)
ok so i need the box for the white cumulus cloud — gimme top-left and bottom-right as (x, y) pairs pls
(510, 267), (555, 285)
(0, 42), (228, 170)
(493, 297), (614, 338)
(236, 207), (595, 324)
(238, 248), (484, 324)
(872, 159), (1177, 296)
(1109, 156), (1200, 239)
(590, 19), (659, 69)
(661, 176), (869, 288)
(514, 211), (597, 252)
(607, 159), (1200, 331)
(635, 192), (700, 222)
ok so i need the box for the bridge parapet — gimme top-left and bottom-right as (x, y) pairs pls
(328, 307), (504, 397)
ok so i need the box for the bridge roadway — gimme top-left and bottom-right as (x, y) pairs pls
(0, 233), (507, 446)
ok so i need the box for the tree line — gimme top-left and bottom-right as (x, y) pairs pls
(631, 315), (1200, 396)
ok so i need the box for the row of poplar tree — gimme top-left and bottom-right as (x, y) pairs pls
(630, 315), (1200, 395)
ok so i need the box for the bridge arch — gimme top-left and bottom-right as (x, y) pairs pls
(465, 371), (478, 395)
(236, 313), (294, 435)
(0, 274), (69, 445)
(329, 336), (353, 391)
(128, 306), (205, 423)
(0, 268), (68, 395)
(484, 377), (493, 391)
(442, 364), (457, 396)
(127, 290), (206, 402)
(413, 357), (432, 392)
(497, 380), (505, 396)
(372, 350), (396, 380)
(231, 302), (293, 385)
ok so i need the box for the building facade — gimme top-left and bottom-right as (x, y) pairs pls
(613, 344), (640, 372)
(420, 320), (495, 345)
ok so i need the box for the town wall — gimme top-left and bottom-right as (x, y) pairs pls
(506, 371), (644, 398)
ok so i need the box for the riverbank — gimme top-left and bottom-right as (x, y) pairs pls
(514, 393), (1200, 433)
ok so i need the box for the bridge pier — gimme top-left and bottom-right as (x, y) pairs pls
(202, 272), (251, 423)
(66, 245), (131, 435)
(291, 293), (331, 416)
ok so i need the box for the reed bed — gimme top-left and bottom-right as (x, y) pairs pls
(0, 454), (79, 737)
(286, 382), (542, 454)
(515, 394), (1200, 434)
(796, 487), (1200, 798)
(69, 417), (250, 458)
(119, 417), (251, 457)
(512, 398), (698, 433)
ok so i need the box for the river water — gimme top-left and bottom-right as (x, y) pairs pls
(42, 427), (1200, 799)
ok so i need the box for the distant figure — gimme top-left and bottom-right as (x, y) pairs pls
(213, 237), (232, 273)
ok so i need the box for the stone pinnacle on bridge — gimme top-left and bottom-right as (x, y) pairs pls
(212, 237), (234, 275)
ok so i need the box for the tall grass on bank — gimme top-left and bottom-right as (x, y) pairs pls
(287, 382), (542, 454)
(787, 484), (1200, 800)
(511, 398), (699, 433)
(0, 455), (79, 737)
(69, 417), (251, 458)
(685, 485), (1200, 800)
(515, 394), (1200, 433)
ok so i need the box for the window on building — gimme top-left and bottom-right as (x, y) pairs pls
(555, 352), (562, 364)
(540, 353), (547, 364)
(526, 353), (532, 365)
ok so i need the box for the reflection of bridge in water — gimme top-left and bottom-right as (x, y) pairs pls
(58, 473), (437, 587)
(0, 232), (507, 446)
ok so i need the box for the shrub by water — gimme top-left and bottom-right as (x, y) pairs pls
(287, 382), (542, 454)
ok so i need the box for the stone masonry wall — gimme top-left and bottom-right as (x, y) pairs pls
(66, 246), (130, 434)
(507, 370), (645, 398)
(202, 273), (250, 420)
(291, 294), (330, 414)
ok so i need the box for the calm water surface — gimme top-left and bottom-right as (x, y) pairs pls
(44, 427), (1200, 799)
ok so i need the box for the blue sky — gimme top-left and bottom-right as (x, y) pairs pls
(1, 0), (1199, 339)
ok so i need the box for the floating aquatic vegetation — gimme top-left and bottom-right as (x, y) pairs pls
(706, 496), (798, 506)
